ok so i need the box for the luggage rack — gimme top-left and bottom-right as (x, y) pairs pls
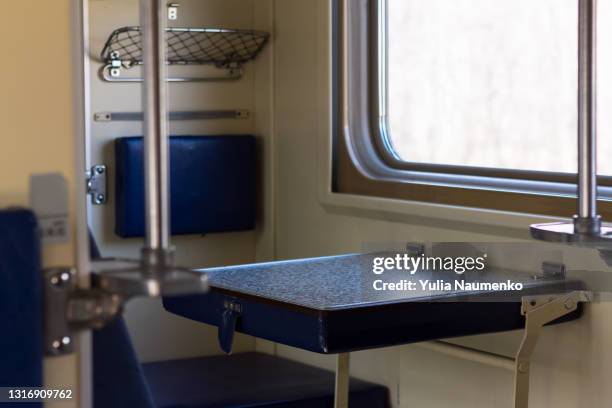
(100, 26), (270, 83)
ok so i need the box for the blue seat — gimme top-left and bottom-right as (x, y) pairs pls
(94, 325), (389, 408)
(142, 353), (389, 408)
(0, 209), (43, 408)
(115, 135), (256, 238)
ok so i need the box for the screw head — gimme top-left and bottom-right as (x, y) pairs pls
(96, 166), (105, 175)
(50, 271), (70, 287)
(518, 362), (529, 373)
(51, 336), (72, 352)
(96, 194), (105, 203)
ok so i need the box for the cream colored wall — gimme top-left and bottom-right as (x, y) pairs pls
(87, 0), (270, 362)
(259, 0), (612, 407)
(0, 1), (87, 406)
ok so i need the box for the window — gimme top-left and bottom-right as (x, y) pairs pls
(386, 0), (576, 173)
(334, 0), (612, 217)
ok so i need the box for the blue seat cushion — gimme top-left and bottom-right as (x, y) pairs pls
(0, 209), (42, 406)
(115, 135), (256, 238)
(142, 352), (389, 408)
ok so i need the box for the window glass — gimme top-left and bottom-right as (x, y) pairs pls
(386, 0), (612, 175)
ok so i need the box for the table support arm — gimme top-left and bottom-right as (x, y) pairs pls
(334, 353), (350, 408)
(514, 291), (592, 408)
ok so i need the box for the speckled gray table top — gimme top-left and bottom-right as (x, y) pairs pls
(196, 254), (581, 311)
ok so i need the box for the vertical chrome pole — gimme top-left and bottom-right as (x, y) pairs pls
(140, 0), (171, 254)
(576, 0), (601, 234)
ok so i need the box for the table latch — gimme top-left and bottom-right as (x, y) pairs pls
(219, 299), (242, 355)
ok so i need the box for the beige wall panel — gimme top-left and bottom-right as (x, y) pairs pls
(0, 1), (84, 406)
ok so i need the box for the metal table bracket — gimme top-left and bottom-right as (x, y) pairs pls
(44, 267), (123, 356)
(44, 258), (208, 357)
(513, 291), (592, 408)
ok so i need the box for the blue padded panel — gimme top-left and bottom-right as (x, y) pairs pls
(142, 352), (389, 408)
(0, 209), (43, 407)
(115, 135), (256, 238)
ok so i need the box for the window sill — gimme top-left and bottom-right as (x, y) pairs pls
(317, 187), (564, 240)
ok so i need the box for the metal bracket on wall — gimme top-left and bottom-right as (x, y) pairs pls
(167, 2), (179, 20)
(86, 165), (107, 205)
(44, 268), (123, 356)
(43, 257), (208, 357)
(93, 110), (249, 122)
(513, 290), (592, 408)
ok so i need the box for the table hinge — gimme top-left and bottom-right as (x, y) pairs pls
(539, 262), (566, 280)
(513, 290), (592, 408)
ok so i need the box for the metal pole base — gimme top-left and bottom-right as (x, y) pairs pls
(93, 257), (208, 299)
(573, 214), (602, 235)
(530, 218), (612, 246)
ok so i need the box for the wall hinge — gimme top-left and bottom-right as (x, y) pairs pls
(86, 165), (107, 205)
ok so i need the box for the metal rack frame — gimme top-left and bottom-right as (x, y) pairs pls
(99, 26), (270, 83)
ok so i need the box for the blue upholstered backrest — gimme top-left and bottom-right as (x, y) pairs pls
(115, 135), (256, 238)
(0, 209), (43, 406)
